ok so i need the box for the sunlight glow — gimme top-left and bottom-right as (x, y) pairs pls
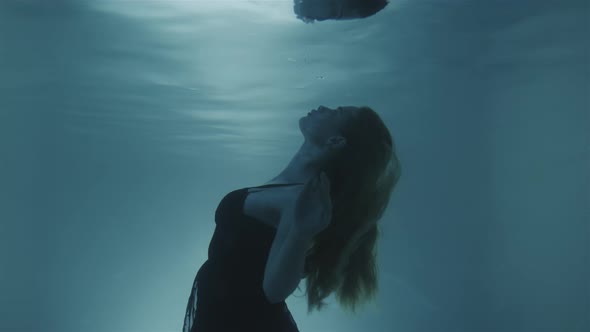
(93, 0), (296, 23)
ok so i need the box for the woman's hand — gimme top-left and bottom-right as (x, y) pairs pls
(292, 171), (333, 237)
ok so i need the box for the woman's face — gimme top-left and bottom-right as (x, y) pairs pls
(299, 105), (359, 145)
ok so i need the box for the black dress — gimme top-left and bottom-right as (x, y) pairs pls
(183, 183), (305, 332)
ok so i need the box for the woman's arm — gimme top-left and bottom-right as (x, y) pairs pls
(263, 172), (331, 303)
(262, 212), (312, 304)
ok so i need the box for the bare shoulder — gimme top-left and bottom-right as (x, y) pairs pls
(244, 186), (299, 228)
(243, 187), (283, 228)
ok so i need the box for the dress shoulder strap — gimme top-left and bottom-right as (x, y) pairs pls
(247, 183), (305, 189)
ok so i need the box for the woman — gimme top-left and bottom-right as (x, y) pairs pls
(183, 105), (402, 331)
(294, 0), (390, 23)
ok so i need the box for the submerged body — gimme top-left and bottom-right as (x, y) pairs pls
(182, 183), (304, 332)
(182, 105), (400, 329)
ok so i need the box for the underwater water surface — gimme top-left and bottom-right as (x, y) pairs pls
(0, 0), (588, 331)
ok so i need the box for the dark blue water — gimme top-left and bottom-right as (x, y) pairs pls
(1, 0), (588, 331)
